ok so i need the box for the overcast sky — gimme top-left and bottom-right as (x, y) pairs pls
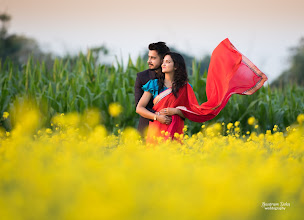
(2, 0), (304, 82)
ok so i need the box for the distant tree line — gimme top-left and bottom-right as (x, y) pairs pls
(0, 12), (109, 69)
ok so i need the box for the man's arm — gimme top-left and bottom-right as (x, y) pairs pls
(134, 73), (143, 107)
(134, 73), (155, 113)
(136, 92), (171, 125)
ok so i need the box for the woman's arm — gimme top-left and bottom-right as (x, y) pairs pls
(159, 108), (185, 118)
(136, 92), (172, 124)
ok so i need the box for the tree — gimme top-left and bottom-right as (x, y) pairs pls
(272, 37), (304, 87)
(0, 12), (11, 38)
(0, 12), (54, 67)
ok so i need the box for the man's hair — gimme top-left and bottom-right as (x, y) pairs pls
(148, 42), (170, 59)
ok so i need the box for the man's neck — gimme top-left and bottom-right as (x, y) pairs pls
(153, 68), (161, 74)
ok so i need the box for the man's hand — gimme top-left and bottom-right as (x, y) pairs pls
(156, 114), (172, 125)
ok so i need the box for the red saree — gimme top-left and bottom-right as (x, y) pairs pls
(147, 38), (268, 142)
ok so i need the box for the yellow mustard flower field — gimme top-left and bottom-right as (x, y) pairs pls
(0, 102), (303, 220)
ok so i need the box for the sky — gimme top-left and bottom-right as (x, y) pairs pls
(2, 0), (304, 82)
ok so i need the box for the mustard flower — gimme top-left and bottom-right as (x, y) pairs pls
(227, 123), (233, 130)
(248, 116), (255, 125)
(3, 112), (9, 119)
(108, 103), (123, 117)
(297, 114), (304, 125)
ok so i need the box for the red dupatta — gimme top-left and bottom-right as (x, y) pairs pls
(147, 38), (268, 142)
(177, 38), (268, 122)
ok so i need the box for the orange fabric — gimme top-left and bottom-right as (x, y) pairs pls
(146, 38), (268, 142)
(146, 89), (187, 143)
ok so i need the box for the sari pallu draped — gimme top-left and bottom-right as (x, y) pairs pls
(147, 38), (268, 142)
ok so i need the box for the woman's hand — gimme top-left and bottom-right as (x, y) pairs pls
(159, 108), (185, 119)
(159, 108), (178, 116)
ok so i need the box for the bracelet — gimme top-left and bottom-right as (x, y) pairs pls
(154, 114), (157, 121)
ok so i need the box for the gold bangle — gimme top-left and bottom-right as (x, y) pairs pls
(154, 114), (157, 121)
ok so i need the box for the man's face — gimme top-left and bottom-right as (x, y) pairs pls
(147, 50), (161, 70)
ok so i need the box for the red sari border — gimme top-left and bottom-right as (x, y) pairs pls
(230, 42), (268, 95)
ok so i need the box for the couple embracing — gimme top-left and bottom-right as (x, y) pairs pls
(135, 40), (268, 143)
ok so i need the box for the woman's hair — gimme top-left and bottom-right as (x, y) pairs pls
(158, 52), (189, 97)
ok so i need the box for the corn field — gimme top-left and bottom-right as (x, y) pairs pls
(1, 52), (303, 134)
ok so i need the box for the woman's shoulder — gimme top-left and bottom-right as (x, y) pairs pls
(148, 78), (158, 84)
(143, 79), (158, 87)
(142, 79), (159, 92)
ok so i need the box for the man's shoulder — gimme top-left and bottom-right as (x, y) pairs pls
(136, 69), (156, 86)
(137, 69), (150, 77)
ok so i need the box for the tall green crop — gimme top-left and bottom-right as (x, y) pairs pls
(1, 54), (304, 134)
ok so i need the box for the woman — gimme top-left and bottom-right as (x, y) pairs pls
(136, 38), (268, 142)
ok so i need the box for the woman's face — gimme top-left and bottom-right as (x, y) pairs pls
(161, 55), (175, 74)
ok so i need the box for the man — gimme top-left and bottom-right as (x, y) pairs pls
(135, 42), (171, 135)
